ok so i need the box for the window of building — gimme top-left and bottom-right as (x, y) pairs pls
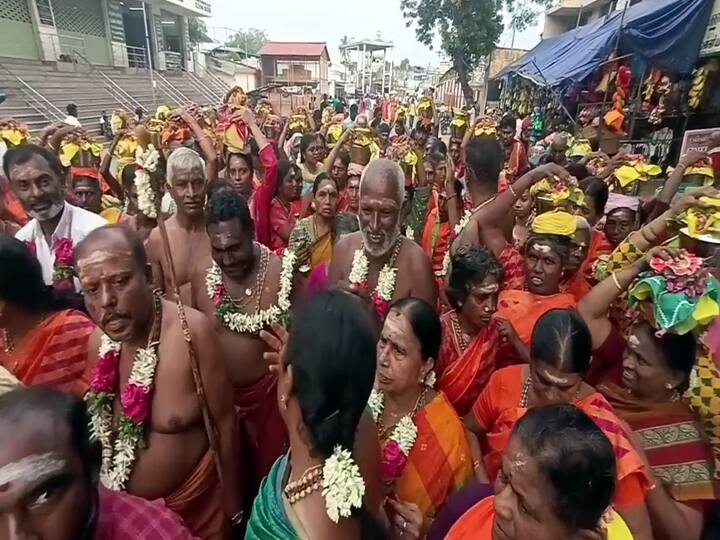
(34, 0), (55, 25)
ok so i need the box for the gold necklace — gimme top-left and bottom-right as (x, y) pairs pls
(377, 385), (428, 441)
(2, 329), (14, 354)
(451, 312), (472, 352)
(284, 464), (323, 504)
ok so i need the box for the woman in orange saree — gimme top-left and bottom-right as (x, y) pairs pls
(436, 248), (504, 417)
(372, 298), (473, 536)
(0, 237), (96, 395)
(448, 404), (634, 540)
(465, 309), (653, 540)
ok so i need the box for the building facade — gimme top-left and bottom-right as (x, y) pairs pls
(0, 0), (209, 69)
(259, 41), (330, 94)
(542, 0), (644, 39)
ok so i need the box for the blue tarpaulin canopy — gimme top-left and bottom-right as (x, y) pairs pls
(500, 0), (713, 88)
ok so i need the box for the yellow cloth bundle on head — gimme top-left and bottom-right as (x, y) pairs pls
(531, 210), (577, 237)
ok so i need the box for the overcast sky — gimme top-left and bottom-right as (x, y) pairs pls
(208, 0), (544, 66)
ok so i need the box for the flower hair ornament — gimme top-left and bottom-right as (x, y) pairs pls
(134, 145), (160, 219)
(321, 445), (366, 522)
(629, 249), (720, 335)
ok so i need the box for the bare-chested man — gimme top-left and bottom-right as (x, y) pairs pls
(75, 225), (240, 540)
(190, 189), (289, 509)
(328, 159), (437, 314)
(146, 147), (211, 305)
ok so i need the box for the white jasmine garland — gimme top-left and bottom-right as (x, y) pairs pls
(436, 208), (473, 278)
(134, 145), (160, 218)
(205, 249), (296, 334)
(366, 390), (419, 456)
(321, 446), (365, 523)
(348, 248), (399, 305)
(348, 249), (369, 284)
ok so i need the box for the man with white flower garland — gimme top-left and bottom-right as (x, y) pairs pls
(75, 225), (241, 540)
(190, 188), (292, 511)
(328, 158), (437, 319)
(146, 147), (212, 306)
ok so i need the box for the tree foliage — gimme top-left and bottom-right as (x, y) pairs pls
(187, 17), (212, 44)
(225, 28), (268, 55)
(400, 0), (548, 104)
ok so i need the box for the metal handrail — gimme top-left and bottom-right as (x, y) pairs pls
(0, 63), (65, 122)
(71, 51), (146, 113)
(184, 69), (222, 103)
(126, 45), (148, 69)
(152, 69), (190, 105)
(195, 64), (230, 98)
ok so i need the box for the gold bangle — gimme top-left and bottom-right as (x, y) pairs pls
(508, 184), (518, 198)
(611, 272), (623, 291)
(472, 460), (482, 470)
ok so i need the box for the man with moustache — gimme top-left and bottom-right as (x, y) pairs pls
(4, 144), (105, 289)
(75, 225), (240, 540)
(146, 147), (211, 305)
(328, 159), (437, 317)
(191, 189), (289, 510)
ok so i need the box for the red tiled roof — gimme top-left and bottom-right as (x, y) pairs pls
(259, 42), (329, 59)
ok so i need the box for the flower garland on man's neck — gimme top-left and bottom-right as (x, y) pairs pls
(348, 239), (402, 321)
(134, 145), (160, 218)
(85, 293), (162, 491)
(25, 237), (75, 291)
(205, 247), (296, 334)
(367, 372), (435, 484)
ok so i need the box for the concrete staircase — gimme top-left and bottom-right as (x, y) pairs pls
(0, 56), (231, 138)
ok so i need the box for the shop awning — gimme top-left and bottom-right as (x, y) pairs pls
(499, 0), (714, 87)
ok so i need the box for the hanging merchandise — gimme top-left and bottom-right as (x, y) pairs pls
(648, 76), (672, 125)
(641, 68), (663, 113)
(688, 65), (709, 110)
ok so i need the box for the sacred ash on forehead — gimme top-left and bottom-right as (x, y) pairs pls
(0, 452), (66, 487)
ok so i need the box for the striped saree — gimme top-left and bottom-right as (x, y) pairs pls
(394, 392), (473, 520)
(0, 309), (95, 395)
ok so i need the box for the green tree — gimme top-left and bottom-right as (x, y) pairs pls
(225, 28), (268, 56)
(399, 58), (411, 72)
(401, 0), (547, 105)
(187, 17), (212, 45)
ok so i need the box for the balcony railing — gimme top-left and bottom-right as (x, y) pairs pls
(126, 45), (148, 69)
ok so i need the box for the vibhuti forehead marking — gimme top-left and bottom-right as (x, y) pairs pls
(76, 249), (132, 271)
(532, 244), (552, 254)
(0, 453), (66, 487)
(477, 283), (500, 294)
(628, 334), (641, 350)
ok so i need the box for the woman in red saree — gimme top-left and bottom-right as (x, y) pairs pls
(465, 309), (654, 540)
(436, 248), (504, 417)
(269, 160), (302, 251)
(0, 237), (96, 395)
(448, 404), (633, 540)
(580, 248), (719, 540)
(373, 298), (473, 536)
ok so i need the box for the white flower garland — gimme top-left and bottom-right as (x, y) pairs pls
(322, 446), (365, 523)
(134, 145), (160, 218)
(367, 389), (419, 454)
(348, 249), (398, 303)
(92, 335), (160, 491)
(205, 249), (296, 334)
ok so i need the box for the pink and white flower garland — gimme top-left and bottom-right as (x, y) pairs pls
(348, 249), (398, 321)
(26, 237), (75, 290)
(85, 334), (159, 491)
(367, 390), (418, 483)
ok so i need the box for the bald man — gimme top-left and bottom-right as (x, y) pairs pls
(145, 147), (212, 305)
(75, 225), (240, 539)
(328, 159), (437, 317)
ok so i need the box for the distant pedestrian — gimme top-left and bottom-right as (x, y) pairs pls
(64, 103), (81, 127)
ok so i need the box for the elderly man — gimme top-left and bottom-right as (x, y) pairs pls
(4, 144), (105, 290)
(146, 147), (212, 305)
(329, 158), (437, 317)
(0, 387), (199, 539)
(75, 225), (240, 540)
(191, 189), (289, 509)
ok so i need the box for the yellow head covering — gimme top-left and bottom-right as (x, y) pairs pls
(531, 210), (577, 237)
(567, 139), (592, 158)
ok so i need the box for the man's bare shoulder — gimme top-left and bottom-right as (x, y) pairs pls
(334, 231), (363, 258)
(400, 236), (432, 266)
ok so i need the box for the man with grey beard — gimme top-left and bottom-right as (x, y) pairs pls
(4, 144), (105, 290)
(328, 158), (436, 319)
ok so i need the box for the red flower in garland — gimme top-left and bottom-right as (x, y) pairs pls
(120, 384), (152, 424)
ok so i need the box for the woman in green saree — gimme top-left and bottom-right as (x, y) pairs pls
(246, 290), (386, 540)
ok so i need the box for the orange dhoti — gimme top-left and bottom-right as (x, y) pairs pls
(233, 371), (289, 507)
(165, 448), (227, 540)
